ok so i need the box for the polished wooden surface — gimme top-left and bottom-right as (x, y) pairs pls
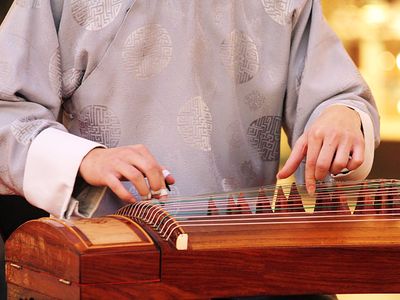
(6, 180), (400, 299)
(6, 217), (400, 299)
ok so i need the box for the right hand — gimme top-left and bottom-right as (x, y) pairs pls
(78, 144), (175, 203)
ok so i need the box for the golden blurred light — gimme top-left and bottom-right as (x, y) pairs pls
(390, 18), (400, 36)
(379, 51), (396, 71)
(397, 100), (400, 115)
(396, 53), (400, 71)
(362, 4), (387, 24)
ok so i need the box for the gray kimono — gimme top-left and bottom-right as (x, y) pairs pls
(0, 0), (379, 218)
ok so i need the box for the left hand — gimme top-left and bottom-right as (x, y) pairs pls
(277, 105), (364, 195)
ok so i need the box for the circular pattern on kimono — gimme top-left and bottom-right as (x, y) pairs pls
(122, 24), (173, 79)
(10, 117), (47, 145)
(261, 0), (292, 25)
(78, 105), (121, 147)
(71, 0), (123, 31)
(247, 116), (281, 161)
(244, 90), (267, 111)
(49, 49), (62, 98)
(220, 30), (259, 84)
(15, 0), (41, 8)
(177, 96), (212, 152)
(62, 68), (85, 99)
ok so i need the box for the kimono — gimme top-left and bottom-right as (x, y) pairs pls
(0, 0), (379, 218)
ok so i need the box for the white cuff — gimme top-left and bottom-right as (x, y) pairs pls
(330, 105), (375, 181)
(23, 128), (105, 218)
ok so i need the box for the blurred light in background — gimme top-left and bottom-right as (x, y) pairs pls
(362, 4), (387, 24)
(379, 51), (396, 71)
(322, 0), (400, 141)
(281, 0), (400, 172)
(396, 53), (400, 70)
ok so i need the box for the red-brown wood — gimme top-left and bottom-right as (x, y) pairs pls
(6, 216), (161, 299)
(7, 180), (400, 299)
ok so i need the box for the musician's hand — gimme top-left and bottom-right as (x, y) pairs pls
(277, 105), (364, 195)
(79, 144), (175, 202)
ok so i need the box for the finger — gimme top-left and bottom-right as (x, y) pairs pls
(105, 174), (137, 203)
(149, 168), (174, 197)
(162, 168), (176, 185)
(118, 163), (152, 200)
(347, 141), (364, 171)
(165, 175), (175, 185)
(145, 167), (165, 195)
(305, 135), (323, 195)
(124, 148), (165, 194)
(329, 142), (352, 175)
(315, 139), (338, 180)
(277, 134), (307, 179)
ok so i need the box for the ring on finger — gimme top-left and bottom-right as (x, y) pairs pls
(141, 192), (152, 201)
(151, 188), (169, 197)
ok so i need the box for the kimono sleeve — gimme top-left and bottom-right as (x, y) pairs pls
(283, 0), (380, 181)
(0, 1), (102, 218)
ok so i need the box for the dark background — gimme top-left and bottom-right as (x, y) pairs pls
(0, 0), (13, 23)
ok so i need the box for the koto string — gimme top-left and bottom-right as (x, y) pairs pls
(145, 188), (400, 212)
(151, 179), (400, 207)
(116, 179), (400, 242)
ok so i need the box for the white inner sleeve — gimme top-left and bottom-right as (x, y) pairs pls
(23, 128), (104, 218)
(330, 105), (375, 181)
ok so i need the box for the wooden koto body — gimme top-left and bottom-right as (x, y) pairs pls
(6, 179), (400, 299)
